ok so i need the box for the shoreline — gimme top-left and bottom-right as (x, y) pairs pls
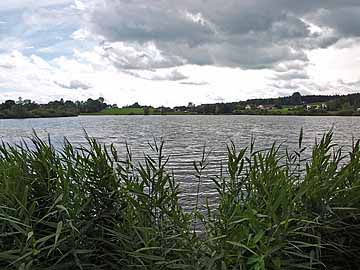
(1, 112), (360, 119)
(81, 112), (360, 117)
(0, 114), (79, 120)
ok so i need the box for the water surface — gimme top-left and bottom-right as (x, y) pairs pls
(1, 115), (359, 208)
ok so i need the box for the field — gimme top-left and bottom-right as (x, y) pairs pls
(0, 131), (359, 269)
(83, 107), (146, 115)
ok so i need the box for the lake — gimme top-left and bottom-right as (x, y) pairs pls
(1, 115), (359, 209)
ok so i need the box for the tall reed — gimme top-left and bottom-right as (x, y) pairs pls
(0, 131), (359, 269)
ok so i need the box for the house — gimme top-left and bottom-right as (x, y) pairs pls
(257, 105), (265, 110)
(305, 103), (327, 111)
(174, 106), (187, 112)
(245, 105), (252, 110)
(315, 104), (327, 110)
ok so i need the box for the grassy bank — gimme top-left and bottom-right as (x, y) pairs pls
(87, 107), (146, 115)
(0, 131), (360, 269)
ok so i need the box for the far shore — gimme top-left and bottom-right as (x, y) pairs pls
(81, 111), (360, 117)
(2, 112), (360, 120)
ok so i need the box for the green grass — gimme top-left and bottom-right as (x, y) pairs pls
(84, 107), (146, 115)
(0, 130), (360, 269)
(269, 108), (290, 114)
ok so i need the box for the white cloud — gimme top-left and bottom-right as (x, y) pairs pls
(307, 42), (360, 86)
(71, 29), (92, 41)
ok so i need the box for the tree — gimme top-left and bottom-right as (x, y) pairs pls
(215, 104), (224, 114)
(16, 97), (23, 105)
(98, 97), (105, 103)
(128, 102), (141, 108)
(3, 100), (15, 109)
(291, 92), (302, 105)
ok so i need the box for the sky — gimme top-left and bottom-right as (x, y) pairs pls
(0, 0), (360, 107)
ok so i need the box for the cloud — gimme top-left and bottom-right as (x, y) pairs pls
(180, 81), (209, 86)
(123, 69), (187, 81)
(308, 6), (360, 37)
(273, 70), (310, 81)
(273, 60), (309, 73)
(78, 0), (360, 70)
(100, 41), (185, 69)
(55, 80), (91, 90)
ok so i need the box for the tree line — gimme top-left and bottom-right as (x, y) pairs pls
(0, 97), (113, 119)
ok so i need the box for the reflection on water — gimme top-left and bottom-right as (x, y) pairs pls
(0, 115), (359, 209)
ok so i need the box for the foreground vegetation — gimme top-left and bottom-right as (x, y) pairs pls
(0, 131), (360, 269)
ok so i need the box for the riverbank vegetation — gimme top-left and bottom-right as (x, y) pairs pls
(0, 131), (359, 269)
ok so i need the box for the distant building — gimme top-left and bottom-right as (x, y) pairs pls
(245, 105), (252, 110)
(174, 106), (187, 112)
(257, 104), (274, 110)
(304, 104), (327, 111)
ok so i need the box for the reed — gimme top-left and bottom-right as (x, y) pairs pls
(0, 131), (359, 269)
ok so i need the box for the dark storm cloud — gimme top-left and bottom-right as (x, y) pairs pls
(310, 7), (360, 37)
(84, 0), (360, 71)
